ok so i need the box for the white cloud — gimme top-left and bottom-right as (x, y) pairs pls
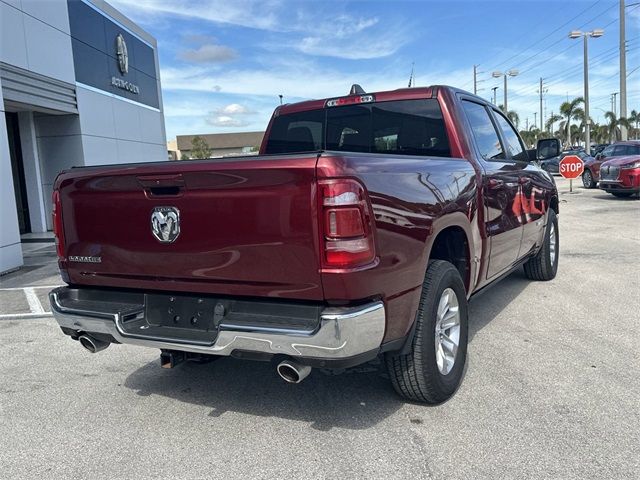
(216, 103), (253, 115)
(207, 116), (250, 127)
(180, 44), (237, 63)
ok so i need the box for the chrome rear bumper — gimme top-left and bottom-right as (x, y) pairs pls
(49, 287), (385, 360)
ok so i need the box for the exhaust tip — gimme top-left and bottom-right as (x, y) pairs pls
(78, 334), (109, 353)
(277, 360), (311, 384)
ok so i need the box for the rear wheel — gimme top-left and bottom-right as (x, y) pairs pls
(385, 260), (468, 404)
(582, 169), (596, 189)
(524, 209), (558, 281)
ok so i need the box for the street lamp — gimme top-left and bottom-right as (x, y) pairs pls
(492, 69), (518, 112)
(569, 29), (604, 155)
(491, 86), (499, 105)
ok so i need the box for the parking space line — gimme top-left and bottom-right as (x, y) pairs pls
(0, 285), (63, 292)
(0, 312), (53, 319)
(23, 287), (45, 314)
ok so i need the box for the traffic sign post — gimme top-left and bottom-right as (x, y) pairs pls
(559, 155), (585, 193)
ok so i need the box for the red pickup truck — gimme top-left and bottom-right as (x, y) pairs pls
(49, 85), (560, 403)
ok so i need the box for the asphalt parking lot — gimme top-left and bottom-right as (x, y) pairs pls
(1, 177), (638, 479)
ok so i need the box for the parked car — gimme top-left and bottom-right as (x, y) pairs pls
(582, 152), (606, 188)
(540, 150), (592, 175)
(598, 155), (640, 197)
(587, 141), (640, 189)
(48, 85), (560, 404)
(591, 143), (609, 156)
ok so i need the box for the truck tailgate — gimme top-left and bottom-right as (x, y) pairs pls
(56, 154), (324, 300)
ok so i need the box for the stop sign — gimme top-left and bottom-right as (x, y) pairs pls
(559, 155), (584, 179)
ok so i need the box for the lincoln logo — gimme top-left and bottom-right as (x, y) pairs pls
(116, 33), (128, 74)
(151, 207), (180, 243)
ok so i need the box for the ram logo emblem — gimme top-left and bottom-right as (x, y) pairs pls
(151, 207), (180, 243)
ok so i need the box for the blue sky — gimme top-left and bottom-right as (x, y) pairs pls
(109, 0), (640, 141)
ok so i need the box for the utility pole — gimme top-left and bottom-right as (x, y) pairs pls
(473, 65), (484, 95)
(611, 92), (618, 115)
(491, 86), (498, 105)
(620, 0), (627, 139)
(534, 112), (537, 129)
(473, 65), (477, 94)
(539, 78), (545, 131)
(526, 117), (529, 130)
(408, 62), (415, 88)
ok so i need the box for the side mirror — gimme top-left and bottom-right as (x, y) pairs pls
(536, 138), (560, 160)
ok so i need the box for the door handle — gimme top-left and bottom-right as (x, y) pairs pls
(518, 177), (531, 185)
(487, 179), (504, 190)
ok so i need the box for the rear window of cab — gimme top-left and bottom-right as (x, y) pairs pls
(265, 99), (451, 158)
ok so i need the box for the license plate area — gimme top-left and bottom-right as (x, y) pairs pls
(145, 293), (218, 331)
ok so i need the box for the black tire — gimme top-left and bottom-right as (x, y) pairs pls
(582, 169), (596, 189)
(385, 260), (468, 404)
(611, 192), (633, 198)
(524, 209), (559, 281)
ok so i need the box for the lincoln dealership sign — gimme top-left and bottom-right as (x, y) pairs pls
(111, 76), (140, 94)
(111, 33), (140, 94)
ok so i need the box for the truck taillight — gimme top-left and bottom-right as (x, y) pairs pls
(52, 189), (65, 259)
(319, 179), (376, 269)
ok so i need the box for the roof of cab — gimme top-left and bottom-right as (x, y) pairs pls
(276, 85), (468, 115)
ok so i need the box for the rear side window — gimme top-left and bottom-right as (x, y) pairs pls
(623, 145), (640, 155)
(264, 99), (451, 157)
(264, 109), (324, 153)
(462, 101), (505, 161)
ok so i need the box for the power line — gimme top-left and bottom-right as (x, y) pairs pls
(486, 0), (604, 72)
(494, 2), (617, 74)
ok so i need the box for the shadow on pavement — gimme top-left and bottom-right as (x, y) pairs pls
(125, 356), (402, 431)
(123, 270), (534, 427)
(590, 193), (639, 201)
(468, 268), (531, 341)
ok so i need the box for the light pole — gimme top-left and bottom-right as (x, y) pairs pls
(569, 29), (604, 155)
(492, 69), (518, 112)
(491, 86), (499, 105)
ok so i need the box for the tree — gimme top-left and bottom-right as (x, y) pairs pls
(180, 152), (190, 160)
(559, 97), (584, 148)
(497, 105), (520, 129)
(628, 109), (639, 139)
(190, 136), (212, 159)
(603, 111), (631, 143)
(545, 113), (563, 135)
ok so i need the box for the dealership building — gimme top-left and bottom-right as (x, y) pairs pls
(1, 0), (166, 274)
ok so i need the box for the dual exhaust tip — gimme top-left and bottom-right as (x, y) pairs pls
(276, 359), (311, 384)
(78, 335), (311, 384)
(78, 334), (110, 354)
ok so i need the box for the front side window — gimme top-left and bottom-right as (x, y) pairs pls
(601, 146), (615, 157)
(494, 111), (527, 162)
(462, 101), (505, 161)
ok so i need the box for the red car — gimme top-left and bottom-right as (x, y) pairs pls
(585, 141), (640, 189)
(599, 155), (640, 197)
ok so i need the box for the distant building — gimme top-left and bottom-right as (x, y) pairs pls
(167, 139), (180, 160)
(176, 131), (264, 158)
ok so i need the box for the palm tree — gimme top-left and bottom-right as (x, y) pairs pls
(498, 105), (520, 129)
(629, 109), (639, 139)
(559, 97), (584, 148)
(545, 114), (563, 135)
(603, 111), (631, 143)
